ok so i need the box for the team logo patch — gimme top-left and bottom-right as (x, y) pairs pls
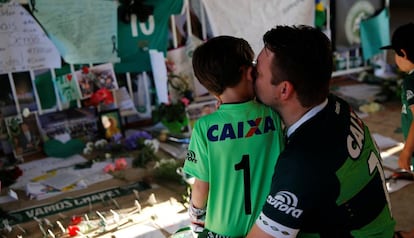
(186, 150), (197, 163)
(266, 191), (303, 218)
(407, 90), (414, 100)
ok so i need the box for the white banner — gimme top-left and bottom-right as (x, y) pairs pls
(201, 0), (315, 54)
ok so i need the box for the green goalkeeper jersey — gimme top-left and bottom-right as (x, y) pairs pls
(183, 100), (284, 237)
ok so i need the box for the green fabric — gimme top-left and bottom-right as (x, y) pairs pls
(161, 117), (189, 134)
(43, 138), (85, 158)
(183, 100), (284, 237)
(360, 8), (390, 61)
(35, 64), (83, 109)
(35, 70), (56, 109)
(335, 127), (380, 204)
(350, 206), (395, 238)
(401, 72), (414, 140)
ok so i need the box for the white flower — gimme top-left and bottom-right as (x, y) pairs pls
(86, 142), (94, 149)
(83, 147), (93, 155)
(144, 139), (160, 152)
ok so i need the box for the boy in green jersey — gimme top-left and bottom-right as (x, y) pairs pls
(183, 36), (284, 237)
(381, 23), (414, 172)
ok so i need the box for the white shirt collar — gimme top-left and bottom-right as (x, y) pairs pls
(286, 99), (328, 138)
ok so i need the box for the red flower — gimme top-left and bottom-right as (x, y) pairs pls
(87, 88), (114, 107)
(71, 216), (82, 225)
(67, 225), (80, 236)
(115, 158), (127, 171)
(180, 97), (190, 106)
(82, 66), (89, 74)
(103, 163), (115, 173)
(11, 166), (23, 180)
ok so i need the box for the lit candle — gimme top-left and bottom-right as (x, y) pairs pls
(56, 221), (65, 233)
(47, 229), (55, 238)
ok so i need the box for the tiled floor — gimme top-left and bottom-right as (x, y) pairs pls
(362, 99), (414, 232)
(331, 74), (414, 231)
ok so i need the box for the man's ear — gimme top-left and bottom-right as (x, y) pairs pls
(280, 81), (294, 99)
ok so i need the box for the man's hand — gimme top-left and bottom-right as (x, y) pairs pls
(399, 149), (412, 171)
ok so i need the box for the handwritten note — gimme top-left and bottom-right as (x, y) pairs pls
(0, 1), (61, 74)
(33, 0), (120, 64)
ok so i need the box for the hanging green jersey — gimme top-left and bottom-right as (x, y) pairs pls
(115, 0), (184, 73)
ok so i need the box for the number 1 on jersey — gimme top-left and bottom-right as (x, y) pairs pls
(235, 154), (252, 214)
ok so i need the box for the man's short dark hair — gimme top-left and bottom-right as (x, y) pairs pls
(263, 25), (333, 107)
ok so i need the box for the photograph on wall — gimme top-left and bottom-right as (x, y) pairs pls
(186, 100), (218, 128)
(74, 66), (96, 99)
(5, 113), (42, 158)
(54, 73), (80, 104)
(12, 72), (38, 112)
(91, 63), (119, 90)
(37, 107), (99, 143)
(0, 74), (17, 117)
(98, 109), (123, 142)
(115, 72), (153, 120)
(74, 63), (118, 99)
(0, 111), (8, 141)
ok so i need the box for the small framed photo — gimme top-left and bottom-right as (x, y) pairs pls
(37, 107), (99, 142)
(75, 63), (118, 99)
(186, 100), (218, 128)
(5, 113), (42, 158)
(98, 109), (123, 142)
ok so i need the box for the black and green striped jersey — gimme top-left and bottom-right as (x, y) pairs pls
(256, 94), (395, 238)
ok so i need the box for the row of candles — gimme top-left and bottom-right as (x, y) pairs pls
(1, 190), (162, 238)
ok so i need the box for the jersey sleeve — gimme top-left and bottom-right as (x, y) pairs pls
(183, 120), (209, 182)
(405, 76), (414, 106)
(169, 0), (185, 15)
(256, 155), (325, 237)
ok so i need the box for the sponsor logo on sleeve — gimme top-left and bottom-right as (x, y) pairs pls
(266, 191), (303, 218)
(407, 90), (414, 100)
(186, 150), (197, 163)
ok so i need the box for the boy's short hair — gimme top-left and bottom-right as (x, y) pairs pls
(192, 36), (254, 95)
(380, 22), (414, 62)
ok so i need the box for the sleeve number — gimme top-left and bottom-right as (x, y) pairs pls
(235, 154), (252, 214)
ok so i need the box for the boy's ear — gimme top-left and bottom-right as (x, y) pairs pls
(245, 66), (255, 81)
(400, 49), (408, 58)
